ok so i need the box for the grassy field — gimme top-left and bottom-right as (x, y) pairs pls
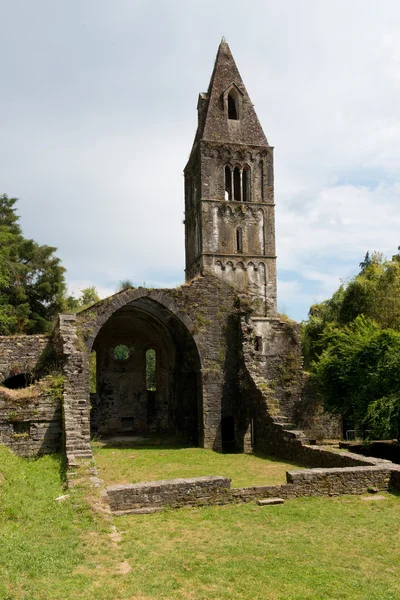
(92, 437), (303, 487)
(1, 444), (400, 600)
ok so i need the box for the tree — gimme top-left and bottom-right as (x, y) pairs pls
(301, 285), (346, 367)
(313, 317), (400, 438)
(65, 286), (101, 313)
(0, 195), (66, 334)
(303, 250), (400, 365)
(303, 246), (400, 438)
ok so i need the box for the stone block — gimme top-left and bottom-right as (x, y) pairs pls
(257, 498), (285, 506)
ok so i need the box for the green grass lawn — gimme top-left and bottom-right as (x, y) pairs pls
(91, 439), (303, 487)
(1, 444), (400, 600)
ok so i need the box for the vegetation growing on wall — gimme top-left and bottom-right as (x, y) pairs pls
(303, 249), (400, 438)
(65, 286), (100, 313)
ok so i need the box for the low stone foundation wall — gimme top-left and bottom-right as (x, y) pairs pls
(103, 464), (400, 514)
(339, 441), (400, 464)
(104, 476), (232, 513)
(290, 444), (379, 468)
(285, 465), (393, 496)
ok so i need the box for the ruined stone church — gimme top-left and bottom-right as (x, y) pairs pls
(0, 40), (337, 464)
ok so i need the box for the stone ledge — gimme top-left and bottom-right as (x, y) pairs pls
(257, 498), (285, 506)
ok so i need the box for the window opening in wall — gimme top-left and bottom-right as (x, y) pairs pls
(90, 350), (96, 393)
(242, 166), (251, 202)
(225, 166), (232, 201)
(221, 416), (236, 453)
(254, 335), (262, 352)
(260, 161), (264, 201)
(12, 421), (30, 435)
(236, 227), (243, 253)
(2, 373), (33, 389)
(146, 348), (156, 391)
(121, 417), (134, 432)
(228, 92), (238, 120)
(233, 167), (241, 201)
(113, 344), (130, 361)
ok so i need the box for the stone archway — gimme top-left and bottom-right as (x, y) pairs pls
(59, 289), (204, 464)
(90, 297), (202, 445)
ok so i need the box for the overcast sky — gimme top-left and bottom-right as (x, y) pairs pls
(1, 0), (399, 321)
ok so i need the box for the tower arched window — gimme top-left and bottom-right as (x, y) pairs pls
(228, 92), (239, 120)
(233, 167), (241, 201)
(225, 166), (232, 201)
(236, 227), (243, 253)
(146, 348), (156, 391)
(224, 164), (252, 203)
(242, 165), (251, 202)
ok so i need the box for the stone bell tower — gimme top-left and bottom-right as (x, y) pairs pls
(184, 38), (277, 315)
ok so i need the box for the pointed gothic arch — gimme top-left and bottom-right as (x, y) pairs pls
(64, 289), (205, 454)
(224, 83), (244, 121)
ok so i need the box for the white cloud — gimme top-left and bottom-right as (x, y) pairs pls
(1, 0), (400, 322)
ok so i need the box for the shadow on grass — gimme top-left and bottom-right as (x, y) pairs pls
(58, 451), (68, 482)
(92, 433), (191, 451)
(252, 450), (309, 469)
(27, 452), (68, 483)
(92, 436), (307, 470)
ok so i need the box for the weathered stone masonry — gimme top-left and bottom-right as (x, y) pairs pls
(0, 379), (62, 457)
(0, 335), (49, 384)
(2, 39), (398, 507)
(103, 458), (400, 514)
(0, 335), (63, 456)
(60, 279), (243, 463)
(184, 39), (277, 316)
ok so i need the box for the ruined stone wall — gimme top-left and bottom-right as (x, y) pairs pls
(104, 476), (232, 513)
(294, 374), (342, 441)
(0, 377), (62, 457)
(103, 463), (400, 514)
(164, 277), (244, 450)
(340, 441), (400, 464)
(0, 335), (50, 383)
(242, 315), (303, 424)
(240, 314), (340, 457)
(60, 276), (242, 463)
(59, 314), (92, 463)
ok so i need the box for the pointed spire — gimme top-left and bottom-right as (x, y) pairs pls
(199, 40), (269, 147)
